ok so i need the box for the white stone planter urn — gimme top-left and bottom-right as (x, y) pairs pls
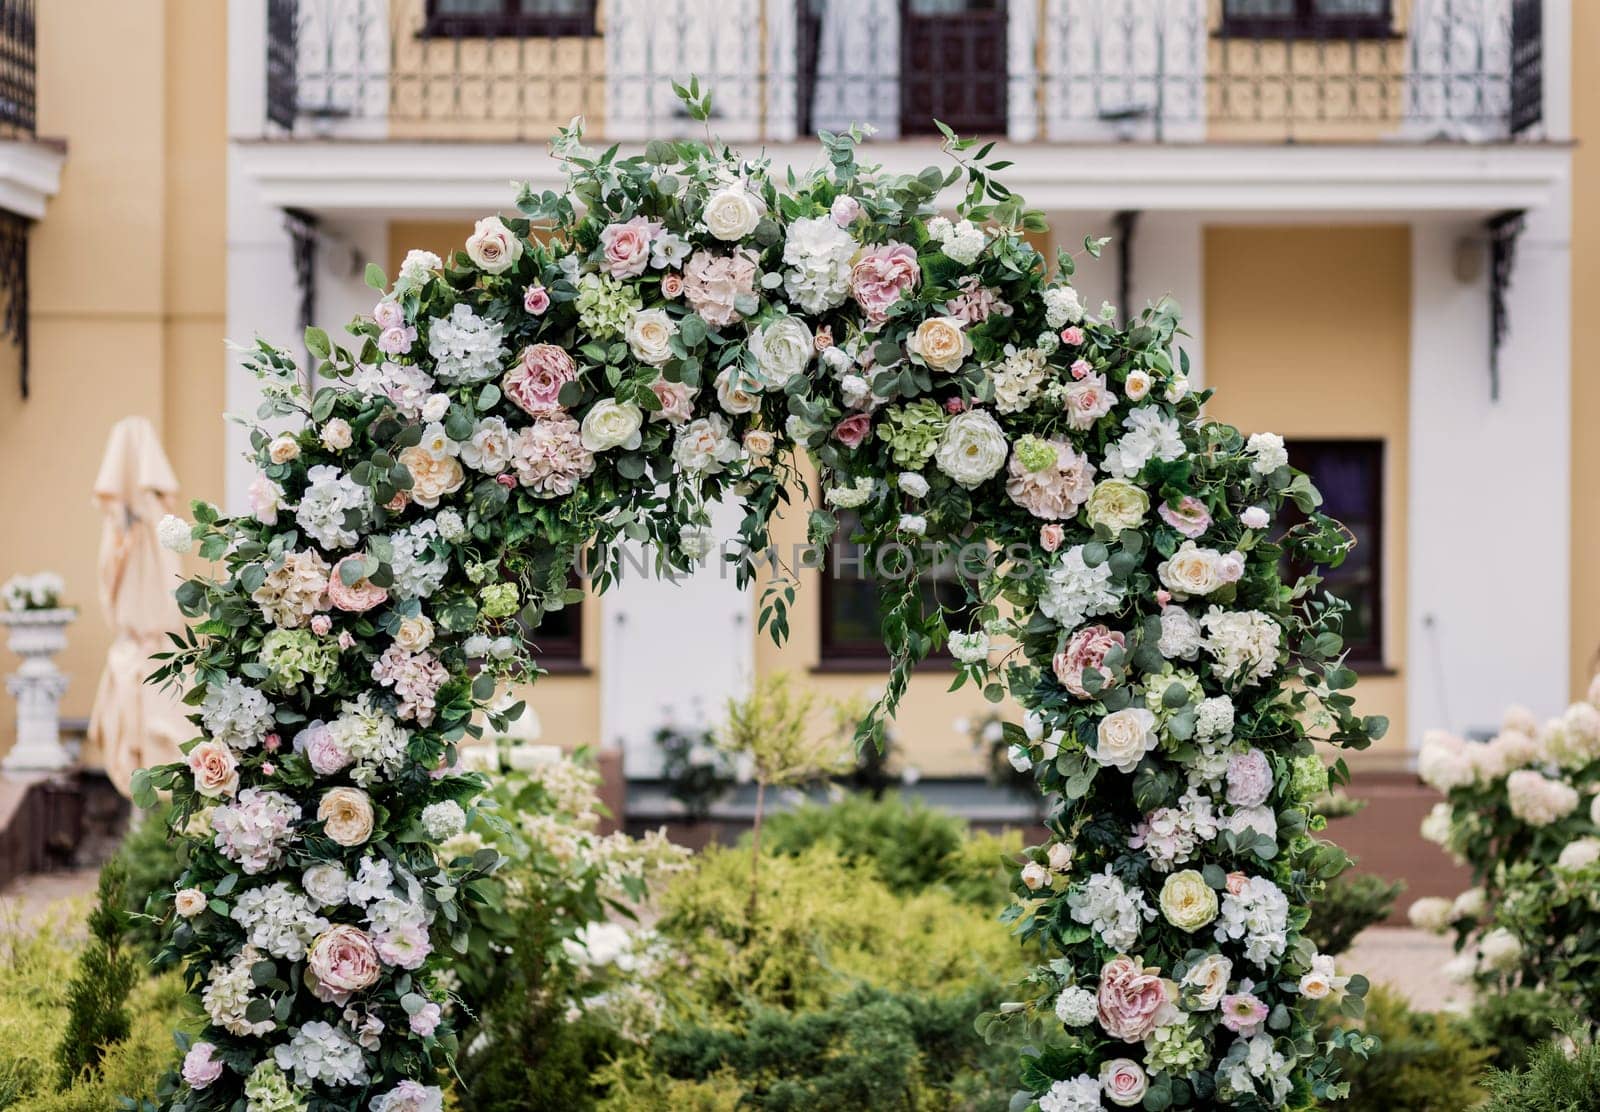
(0, 607), (76, 773)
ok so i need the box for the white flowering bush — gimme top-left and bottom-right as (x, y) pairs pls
(1411, 678), (1600, 1006)
(137, 87), (1379, 1110)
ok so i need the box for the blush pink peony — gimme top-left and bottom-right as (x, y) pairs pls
(1052, 624), (1126, 699)
(307, 924), (382, 1004)
(849, 242), (920, 324)
(504, 344), (578, 416)
(327, 555), (388, 613)
(1096, 955), (1176, 1041)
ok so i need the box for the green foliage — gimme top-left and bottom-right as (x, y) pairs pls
(460, 1003), (628, 1112)
(654, 723), (735, 822)
(1462, 989), (1572, 1073)
(1307, 871), (1404, 957)
(1327, 986), (1492, 1112)
(758, 793), (1018, 906)
(111, 806), (186, 961)
(1479, 1024), (1600, 1111)
(53, 861), (140, 1088)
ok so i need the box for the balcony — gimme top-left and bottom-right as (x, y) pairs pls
(262, 0), (1543, 146)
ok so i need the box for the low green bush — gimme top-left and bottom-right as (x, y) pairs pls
(110, 805), (186, 961)
(1328, 985), (1492, 1112)
(1306, 871), (1404, 957)
(1462, 988), (1571, 1074)
(1478, 1024), (1600, 1111)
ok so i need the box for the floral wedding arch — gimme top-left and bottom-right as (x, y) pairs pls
(140, 88), (1384, 1112)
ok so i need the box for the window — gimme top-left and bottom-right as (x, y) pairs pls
(1220, 0), (1393, 38)
(898, 0), (1009, 136)
(522, 575), (586, 672)
(1282, 439), (1385, 668)
(423, 0), (598, 38)
(818, 510), (976, 668)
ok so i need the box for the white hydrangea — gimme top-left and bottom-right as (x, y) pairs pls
(347, 360), (436, 420)
(346, 855), (399, 907)
(231, 882), (329, 961)
(201, 678), (274, 750)
(385, 520), (449, 599)
(988, 346), (1049, 414)
(1157, 605), (1202, 660)
(1506, 768), (1580, 826)
(949, 631), (990, 665)
(158, 513), (193, 553)
(202, 945), (277, 1037)
(1246, 432), (1289, 475)
(1042, 285), (1085, 328)
(302, 863), (351, 908)
(1478, 927), (1523, 972)
(781, 215), (856, 313)
(1038, 1075), (1102, 1112)
(1201, 607), (1282, 687)
(295, 465), (372, 550)
(931, 217), (987, 265)
(1038, 544), (1123, 629)
(1419, 801), (1453, 846)
(1102, 406), (1184, 479)
(1068, 867), (1156, 951)
(327, 694), (412, 786)
(1416, 730), (1475, 792)
(1217, 1033), (1293, 1107)
(1195, 695), (1235, 740)
(421, 800), (467, 840)
(1215, 875), (1290, 966)
(1054, 985), (1098, 1026)
(426, 302), (506, 383)
(274, 1020), (369, 1088)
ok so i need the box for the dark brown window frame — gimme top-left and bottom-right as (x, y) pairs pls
(422, 0), (599, 39)
(1282, 437), (1387, 671)
(1219, 0), (1396, 39)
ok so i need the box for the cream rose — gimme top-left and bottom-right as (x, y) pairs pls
(318, 786), (375, 847)
(465, 215), (523, 274)
(268, 434), (301, 464)
(1020, 861), (1052, 891)
(908, 316), (972, 373)
(580, 400), (644, 452)
(1180, 952), (1232, 1010)
(187, 740), (240, 799)
(1084, 479), (1150, 533)
(398, 445), (465, 509)
(1297, 953), (1349, 1001)
(175, 887), (208, 918)
(743, 429), (776, 462)
(747, 315), (814, 390)
(934, 409), (1008, 489)
(1089, 707), (1157, 773)
(1159, 869), (1219, 932)
(625, 307), (678, 366)
(394, 615), (434, 654)
(1158, 541), (1224, 598)
(321, 418), (353, 452)
(715, 369), (761, 415)
(703, 185), (766, 241)
(1099, 1060), (1149, 1108)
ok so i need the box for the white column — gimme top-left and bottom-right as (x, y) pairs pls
(599, 498), (754, 777)
(1407, 200), (1572, 741)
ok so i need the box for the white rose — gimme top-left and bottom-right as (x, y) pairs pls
(1158, 542), (1224, 598)
(1297, 954), (1349, 1002)
(1180, 953), (1231, 1010)
(1089, 707), (1158, 773)
(715, 369), (761, 415)
(898, 472), (929, 497)
(302, 863), (350, 907)
(1020, 861), (1052, 891)
(1124, 369), (1152, 401)
(743, 429), (776, 462)
(703, 185), (766, 241)
(321, 418), (353, 452)
(934, 409), (1008, 489)
(747, 315), (813, 390)
(268, 434), (300, 464)
(175, 887), (207, 918)
(394, 615), (434, 654)
(580, 400), (644, 452)
(1046, 841), (1074, 872)
(626, 308), (678, 366)
(465, 215), (523, 274)
(898, 514), (927, 536)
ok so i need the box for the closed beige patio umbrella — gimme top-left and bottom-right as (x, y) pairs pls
(87, 416), (190, 795)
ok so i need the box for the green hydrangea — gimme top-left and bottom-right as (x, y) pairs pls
(1146, 1019), (1209, 1074)
(1144, 666), (1205, 718)
(575, 272), (641, 338)
(875, 399), (949, 468)
(1289, 753), (1330, 799)
(1013, 434), (1057, 473)
(256, 629), (339, 694)
(480, 582), (520, 619)
(244, 1061), (306, 1112)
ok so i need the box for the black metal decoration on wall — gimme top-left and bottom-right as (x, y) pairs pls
(284, 208), (318, 369)
(1487, 209), (1525, 403)
(0, 0), (36, 139)
(0, 212), (28, 398)
(1509, 0), (1544, 136)
(266, 0), (300, 131)
(1113, 210), (1139, 328)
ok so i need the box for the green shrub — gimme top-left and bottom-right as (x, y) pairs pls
(110, 804), (185, 961)
(53, 861), (139, 1087)
(1462, 989), (1572, 1073)
(1478, 1024), (1600, 1111)
(1307, 871), (1404, 957)
(757, 794), (1019, 906)
(460, 1002), (629, 1112)
(1328, 985), (1492, 1112)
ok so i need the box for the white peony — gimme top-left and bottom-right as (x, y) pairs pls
(746, 315), (814, 390)
(934, 409), (1008, 489)
(580, 400), (644, 452)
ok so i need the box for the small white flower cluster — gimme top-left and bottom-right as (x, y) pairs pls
(1068, 866), (1157, 951)
(1201, 607), (1282, 688)
(1217, 1033), (1293, 1107)
(1042, 285), (1085, 328)
(1037, 1074), (1103, 1112)
(927, 216), (988, 265)
(0, 571), (64, 611)
(425, 302), (506, 383)
(231, 881), (329, 961)
(1215, 875), (1290, 966)
(1038, 545), (1122, 629)
(1102, 405), (1183, 480)
(421, 800), (467, 840)
(385, 519), (450, 599)
(203, 945), (278, 1037)
(988, 345), (1050, 414)
(1246, 432), (1289, 475)
(1505, 768), (1580, 826)
(948, 631), (991, 665)
(295, 464), (372, 550)
(274, 1020), (369, 1088)
(201, 677), (275, 749)
(1054, 985), (1098, 1026)
(1157, 605), (1203, 660)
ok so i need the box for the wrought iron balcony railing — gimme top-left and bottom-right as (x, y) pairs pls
(0, 0), (35, 140)
(262, 0), (1542, 145)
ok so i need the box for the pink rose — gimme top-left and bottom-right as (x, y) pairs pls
(1226, 748), (1273, 808)
(849, 242), (920, 324)
(327, 555), (388, 612)
(409, 1001), (442, 1037)
(1155, 588), (1172, 607)
(661, 272), (684, 298)
(1158, 496), (1212, 539)
(523, 284), (550, 315)
(338, 630), (357, 649)
(1241, 505), (1270, 529)
(1217, 550), (1245, 583)
(1226, 871), (1249, 895)
(504, 344), (578, 416)
(649, 376), (695, 424)
(263, 732), (281, 752)
(1040, 524), (1064, 552)
(1052, 624), (1126, 699)
(831, 195), (861, 226)
(310, 614), (332, 636)
(1221, 991), (1269, 1035)
(1060, 326), (1085, 346)
(1097, 955), (1175, 1041)
(187, 741), (239, 799)
(378, 325), (417, 355)
(944, 397), (969, 414)
(599, 216), (659, 279)
(1100, 1059), (1148, 1107)
(182, 1042), (225, 1089)
(814, 325), (834, 351)
(1070, 358), (1093, 380)
(373, 300), (405, 330)
(833, 413), (873, 449)
(294, 720), (352, 777)
(307, 924), (382, 1004)
(1063, 372), (1115, 430)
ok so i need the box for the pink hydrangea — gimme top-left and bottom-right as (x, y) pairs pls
(509, 414), (596, 498)
(683, 249), (759, 329)
(409, 1001), (442, 1037)
(944, 276), (1012, 325)
(211, 788), (300, 875)
(372, 646), (448, 725)
(1005, 438), (1096, 520)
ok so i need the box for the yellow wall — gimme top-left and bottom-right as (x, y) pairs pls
(1573, 4), (1600, 698)
(0, 1), (227, 761)
(1203, 225), (1410, 761)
